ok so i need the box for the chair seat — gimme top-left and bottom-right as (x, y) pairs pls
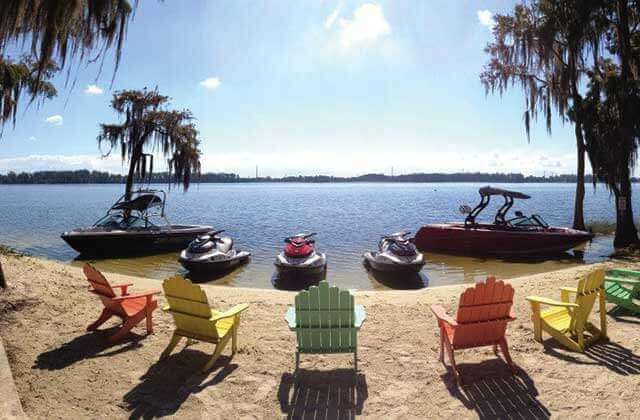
(122, 297), (157, 317)
(605, 282), (632, 300)
(540, 307), (571, 333)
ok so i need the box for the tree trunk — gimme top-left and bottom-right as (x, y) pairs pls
(613, 175), (638, 248)
(573, 122), (586, 231)
(124, 154), (138, 201)
(0, 259), (6, 289)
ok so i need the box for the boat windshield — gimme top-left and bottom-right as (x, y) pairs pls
(508, 214), (549, 229)
(94, 214), (156, 230)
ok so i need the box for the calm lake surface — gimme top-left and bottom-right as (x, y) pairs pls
(0, 183), (627, 290)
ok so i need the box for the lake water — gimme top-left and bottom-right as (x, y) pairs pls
(0, 183), (626, 290)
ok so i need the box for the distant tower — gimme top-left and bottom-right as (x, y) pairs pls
(255, 165), (258, 179)
(391, 166), (394, 177)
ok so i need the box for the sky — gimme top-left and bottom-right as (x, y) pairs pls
(0, 0), (580, 177)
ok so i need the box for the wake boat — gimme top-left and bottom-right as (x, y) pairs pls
(414, 186), (594, 256)
(178, 229), (250, 274)
(274, 232), (327, 274)
(61, 189), (212, 256)
(364, 231), (425, 273)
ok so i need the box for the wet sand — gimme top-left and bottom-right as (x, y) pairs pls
(1, 253), (640, 418)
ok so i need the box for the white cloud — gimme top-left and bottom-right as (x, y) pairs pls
(337, 3), (391, 48)
(199, 77), (221, 90)
(84, 84), (104, 95)
(324, 7), (340, 29)
(45, 115), (63, 126)
(477, 10), (496, 30)
(28, 136), (36, 141)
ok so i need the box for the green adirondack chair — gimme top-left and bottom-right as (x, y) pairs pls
(285, 281), (366, 372)
(605, 268), (640, 315)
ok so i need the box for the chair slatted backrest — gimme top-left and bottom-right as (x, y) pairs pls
(453, 276), (514, 347)
(83, 264), (116, 298)
(162, 276), (218, 340)
(570, 269), (605, 333)
(294, 281), (356, 353)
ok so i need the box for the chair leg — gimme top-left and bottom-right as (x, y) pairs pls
(160, 333), (183, 360)
(443, 335), (461, 385)
(87, 308), (113, 331)
(231, 317), (240, 355)
(295, 352), (300, 374)
(202, 335), (230, 372)
(493, 344), (499, 356)
(145, 305), (153, 334)
(354, 349), (358, 372)
(499, 338), (516, 373)
(439, 333), (444, 362)
(109, 316), (139, 343)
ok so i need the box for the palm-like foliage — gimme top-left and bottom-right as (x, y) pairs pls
(98, 88), (202, 199)
(481, 1), (604, 231)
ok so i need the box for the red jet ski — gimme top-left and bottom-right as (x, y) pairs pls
(414, 186), (594, 256)
(274, 232), (327, 273)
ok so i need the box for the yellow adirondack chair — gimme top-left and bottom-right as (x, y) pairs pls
(160, 276), (249, 371)
(526, 269), (607, 352)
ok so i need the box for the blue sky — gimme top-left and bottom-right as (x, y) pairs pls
(0, 0), (578, 177)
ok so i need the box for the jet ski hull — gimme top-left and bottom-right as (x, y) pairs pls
(61, 225), (212, 256)
(363, 252), (425, 273)
(179, 252), (250, 273)
(274, 253), (327, 274)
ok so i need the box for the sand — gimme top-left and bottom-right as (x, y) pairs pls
(1, 252), (640, 419)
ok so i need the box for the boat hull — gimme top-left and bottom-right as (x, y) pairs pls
(414, 223), (594, 256)
(179, 254), (250, 274)
(61, 225), (213, 256)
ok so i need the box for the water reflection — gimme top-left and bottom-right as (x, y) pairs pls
(366, 268), (429, 290)
(271, 269), (327, 291)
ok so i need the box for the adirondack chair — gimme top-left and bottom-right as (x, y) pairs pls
(526, 268), (607, 352)
(160, 276), (249, 372)
(83, 264), (160, 343)
(605, 268), (640, 315)
(430, 276), (516, 385)
(285, 281), (366, 372)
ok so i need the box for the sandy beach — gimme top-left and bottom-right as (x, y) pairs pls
(1, 252), (640, 419)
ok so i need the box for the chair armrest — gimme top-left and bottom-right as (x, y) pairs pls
(605, 276), (640, 286)
(354, 305), (366, 328)
(285, 307), (296, 330)
(211, 303), (249, 321)
(112, 289), (161, 302)
(430, 304), (457, 326)
(607, 268), (640, 279)
(526, 296), (579, 308)
(112, 283), (134, 295)
(559, 287), (577, 294)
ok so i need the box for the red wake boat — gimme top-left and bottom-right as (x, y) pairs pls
(414, 186), (594, 256)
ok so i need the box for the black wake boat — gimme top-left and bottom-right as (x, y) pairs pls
(61, 189), (212, 256)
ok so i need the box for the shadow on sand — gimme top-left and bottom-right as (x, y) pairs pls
(278, 369), (368, 419)
(443, 360), (550, 419)
(543, 340), (640, 375)
(122, 350), (237, 419)
(33, 327), (144, 370)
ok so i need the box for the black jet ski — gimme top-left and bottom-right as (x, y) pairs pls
(274, 232), (327, 274)
(179, 230), (251, 273)
(363, 231), (425, 273)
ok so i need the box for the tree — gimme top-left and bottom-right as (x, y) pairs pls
(98, 89), (202, 200)
(0, 1), (136, 288)
(580, 0), (640, 247)
(481, 1), (603, 231)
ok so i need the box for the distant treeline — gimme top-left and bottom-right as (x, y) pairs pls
(0, 169), (636, 184)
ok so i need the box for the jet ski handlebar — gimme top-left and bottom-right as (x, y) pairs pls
(381, 231), (411, 240)
(284, 232), (317, 243)
(205, 229), (225, 237)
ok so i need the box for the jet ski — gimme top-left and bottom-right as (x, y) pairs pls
(178, 230), (250, 274)
(363, 231), (425, 273)
(274, 232), (327, 274)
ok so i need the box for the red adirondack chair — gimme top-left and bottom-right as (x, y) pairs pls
(83, 264), (160, 343)
(430, 276), (516, 385)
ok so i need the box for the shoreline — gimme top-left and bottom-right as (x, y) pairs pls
(2, 253), (640, 417)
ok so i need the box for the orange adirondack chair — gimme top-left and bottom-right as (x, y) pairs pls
(83, 264), (160, 343)
(430, 276), (516, 385)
